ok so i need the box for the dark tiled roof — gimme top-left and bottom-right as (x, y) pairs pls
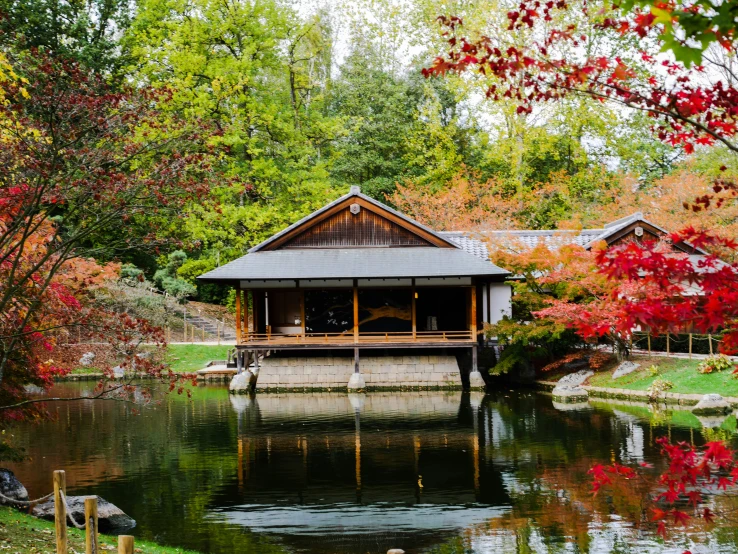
(440, 212), (707, 257)
(198, 247), (509, 283)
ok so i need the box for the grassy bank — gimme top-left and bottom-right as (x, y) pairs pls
(70, 344), (232, 375)
(583, 355), (738, 396)
(165, 344), (231, 372)
(0, 506), (199, 553)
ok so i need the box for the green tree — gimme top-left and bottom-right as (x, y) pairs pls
(0, 0), (132, 77)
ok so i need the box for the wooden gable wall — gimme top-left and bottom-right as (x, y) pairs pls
(281, 205), (434, 249)
(606, 221), (700, 254)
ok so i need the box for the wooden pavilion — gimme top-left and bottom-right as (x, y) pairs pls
(199, 186), (511, 389)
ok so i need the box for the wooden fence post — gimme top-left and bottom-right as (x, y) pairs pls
(118, 535), (134, 554)
(709, 333), (714, 355)
(53, 470), (67, 554)
(85, 497), (98, 554)
(666, 332), (670, 356)
(202, 326), (205, 342)
(689, 333), (693, 359)
(647, 333), (651, 355)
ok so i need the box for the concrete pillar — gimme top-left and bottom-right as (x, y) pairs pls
(469, 344), (485, 390)
(348, 347), (365, 390)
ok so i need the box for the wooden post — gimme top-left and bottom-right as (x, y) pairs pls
(117, 535), (134, 554)
(648, 333), (651, 355)
(84, 497), (98, 554)
(217, 322), (220, 345)
(183, 309), (187, 341)
(689, 333), (693, 359)
(202, 325), (205, 342)
(242, 290), (248, 340)
(666, 332), (670, 356)
(235, 288), (242, 344)
(299, 290), (306, 339)
(53, 470), (67, 554)
(253, 291), (260, 335)
(411, 281), (417, 341)
(353, 280), (359, 344)
(709, 333), (714, 355)
(470, 285), (477, 340)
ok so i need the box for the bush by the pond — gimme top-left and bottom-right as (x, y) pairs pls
(697, 354), (736, 374)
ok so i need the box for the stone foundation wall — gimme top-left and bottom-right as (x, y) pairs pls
(258, 355), (461, 389)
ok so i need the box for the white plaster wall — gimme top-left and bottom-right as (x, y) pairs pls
(488, 283), (512, 323)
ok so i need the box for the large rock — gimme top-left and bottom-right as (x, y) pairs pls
(612, 361), (640, 380)
(692, 394), (732, 415)
(552, 384), (589, 404)
(468, 370), (485, 390)
(229, 370), (257, 394)
(0, 469), (28, 505)
(556, 370), (593, 388)
(33, 495), (135, 533)
(552, 370), (592, 403)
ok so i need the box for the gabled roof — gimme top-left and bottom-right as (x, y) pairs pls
(198, 186), (510, 283)
(249, 186), (458, 252)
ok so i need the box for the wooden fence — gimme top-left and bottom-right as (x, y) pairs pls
(631, 332), (723, 358)
(51, 469), (135, 554)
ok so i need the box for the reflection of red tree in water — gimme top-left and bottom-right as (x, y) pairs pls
(591, 438), (738, 551)
(468, 438), (738, 551)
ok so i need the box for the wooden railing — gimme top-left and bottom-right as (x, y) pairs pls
(238, 330), (473, 345)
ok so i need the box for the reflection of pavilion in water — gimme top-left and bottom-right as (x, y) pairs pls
(218, 391), (511, 553)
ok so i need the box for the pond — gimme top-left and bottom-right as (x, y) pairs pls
(9, 384), (738, 553)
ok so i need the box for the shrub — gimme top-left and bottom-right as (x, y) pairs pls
(647, 378), (673, 400)
(697, 354), (734, 374)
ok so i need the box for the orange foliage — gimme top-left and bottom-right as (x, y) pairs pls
(388, 170), (522, 231)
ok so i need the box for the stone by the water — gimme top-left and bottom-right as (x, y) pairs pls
(552, 400), (591, 411)
(468, 370), (485, 390)
(33, 495), (136, 533)
(552, 370), (592, 403)
(0, 469), (28, 505)
(692, 393), (732, 415)
(347, 372), (366, 391)
(552, 384), (589, 403)
(556, 370), (593, 388)
(612, 361), (640, 380)
(229, 371), (256, 394)
(79, 351), (96, 366)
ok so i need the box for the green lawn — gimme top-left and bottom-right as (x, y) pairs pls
(165, 344), (232, 373)
(586, 355), (738, 396)
(70, 344), (232, 375)
(0, 506), (199, 553)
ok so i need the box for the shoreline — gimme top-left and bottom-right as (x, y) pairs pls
(536, 380), (738, 407)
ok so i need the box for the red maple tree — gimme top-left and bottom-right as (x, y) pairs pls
(0, 51), (217, 420)
(423, 2), (738, 155)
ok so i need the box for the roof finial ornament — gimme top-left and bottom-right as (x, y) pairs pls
(350, 185), (361, 195)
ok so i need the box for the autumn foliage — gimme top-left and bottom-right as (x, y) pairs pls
(424, 2), (738, 155)
(590, 438), (738, 541)
(0, 52), (215, 419)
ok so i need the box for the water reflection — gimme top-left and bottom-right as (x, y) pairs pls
(9, 385), (738, 553)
